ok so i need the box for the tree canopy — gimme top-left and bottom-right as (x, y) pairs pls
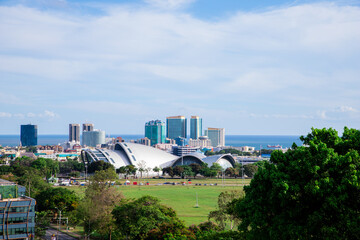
(235, 127), (360, 239)
(112, 195), (184, 239)
(36, 187), (79, 212)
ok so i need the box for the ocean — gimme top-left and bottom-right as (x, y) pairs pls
(0, 134), (302, 150)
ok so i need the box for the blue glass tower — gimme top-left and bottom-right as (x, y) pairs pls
(20, 124), (37, 146)
(166, 116), (187, 140)
(190, 116), (202, 139)
(145, 120), (166, 145)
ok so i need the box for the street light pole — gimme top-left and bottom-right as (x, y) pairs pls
(55, 206), (66, 239)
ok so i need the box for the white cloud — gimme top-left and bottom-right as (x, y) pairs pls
(44, 110), (57, 118)
(27, 112), (36, 118)
(336, 106), (358, 113)
(317, 106), (360, 120)
(144, 0), (196, 10)
(0, 112), (12, 118)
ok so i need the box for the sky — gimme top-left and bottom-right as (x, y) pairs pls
(0, 0), (360, 135)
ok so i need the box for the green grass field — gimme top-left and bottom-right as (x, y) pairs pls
(118, 185), (244, 225)
(65, 178), (250, 225)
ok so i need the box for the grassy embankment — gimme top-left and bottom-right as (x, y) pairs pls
(65, 178), (250, 225)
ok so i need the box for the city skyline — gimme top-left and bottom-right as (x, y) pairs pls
(0, 0), (359, 135)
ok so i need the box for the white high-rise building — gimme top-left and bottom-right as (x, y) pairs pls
(204, 128), (225, 147)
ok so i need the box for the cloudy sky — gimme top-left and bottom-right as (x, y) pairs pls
(0, 0), (359, 135)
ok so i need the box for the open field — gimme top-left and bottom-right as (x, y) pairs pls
(64, 178), (250, 225)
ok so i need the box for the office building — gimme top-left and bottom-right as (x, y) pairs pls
(190, 116), (202, 140)
(145, 120), (166, 146)
(175, 137), (188, 146)
(172, 145), (199, 156)
(0, 179), (36, 239)
(204, 128), (225, 147)
(82, 130), (105, 147)
(189, 136), (212, 148)
(20, 124), (37, 146)
(83, 123), (94, 132)
(166, 116), (187, 140)
(69, 124), (80, 142)
(138, 137), (151, 146)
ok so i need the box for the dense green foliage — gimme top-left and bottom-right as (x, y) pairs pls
(88, 160), (114, 173)
(208, 191), (243, 230)
(243, 164), (258, 178)
(76, 168), (122, 239)
(112, 195), (185, 239)
(36, 187), (79, 212)
(236, 127), (360, 239)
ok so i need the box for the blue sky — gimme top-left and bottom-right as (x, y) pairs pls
(0, 0), (360, 135)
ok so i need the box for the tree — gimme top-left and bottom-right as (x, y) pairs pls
(88, 160), (115, 173)
(112, 195), (184, 239)
(189, 163), (202, 178)
(35, 211), (51, 237)
(209, 191), (243, 230)
(162, 167), (174, 178)
(17, 170), (50, 198)
(36, 187), (79, 212)
(153, 166), (161, 177)
(225, 167), (238, 177)
(243, 164), (258, 178)
(182, 165), (194, 178)
(235, 127), (360, 239)
(77, 168), (122, 239)
(137, 160), (148, 178)
(200, 164), (217, 178)
(173, 165), (185, 178)
(210, 163), (223, 178)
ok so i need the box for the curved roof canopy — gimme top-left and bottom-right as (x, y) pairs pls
(82, 143), (236, 172)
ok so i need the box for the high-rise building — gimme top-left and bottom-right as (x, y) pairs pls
(175, 137), (188, 146)
(189, 136), (212, 148)
(190, 116), (202, 140)
(0, 179), (36, 239)
(145, 120), (166, 146)
(69, 124), (80, 142)
(166, 116), (187, 140)
(83, 123), (94, 132)
(20, 124), (38, 146)
(204, 128), (225, 147)
(82, 130), (105, 147)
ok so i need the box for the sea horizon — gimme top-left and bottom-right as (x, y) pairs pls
(0, 134), (302, 150)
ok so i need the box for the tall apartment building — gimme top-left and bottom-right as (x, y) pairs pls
(166, 116), (187, 140)
(20, 124), (37, 146)
(190, 116), (202, 140)
(83, 123), (94, 132)
(204, 128), (225, 147)
(145, 120), (166, 146)
(0, 179), (36, 239)
(82, 130), (105, 147)
(69, 124), (80, 142)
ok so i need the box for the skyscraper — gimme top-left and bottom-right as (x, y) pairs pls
(204, 127), (225, 147)
(190, 116), (202, 139)
(69, 124), (80, 142)
(166, 116), (187, 140)
(82, 130), (105, 147)
(145, 120), (166, 146)
(83, 123), (94, 132)
(20, 124), (37, 146)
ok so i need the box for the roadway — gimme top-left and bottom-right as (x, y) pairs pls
(44, 228), (79, 240)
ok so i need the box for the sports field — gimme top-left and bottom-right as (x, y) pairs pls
(66, 178), (250, 225)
